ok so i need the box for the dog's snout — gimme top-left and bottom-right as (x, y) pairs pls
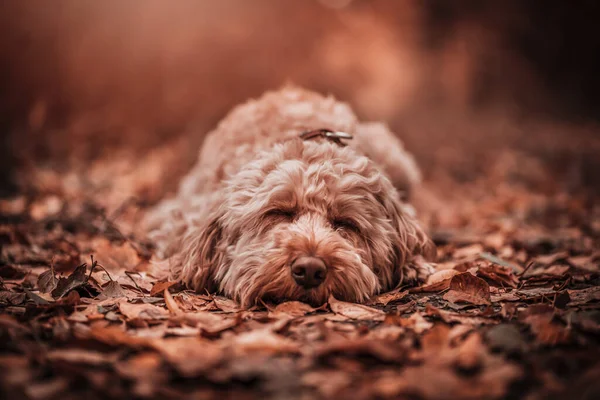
(291, 256), (327, 289)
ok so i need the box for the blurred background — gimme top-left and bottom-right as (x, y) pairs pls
(1, 0), (599, 204)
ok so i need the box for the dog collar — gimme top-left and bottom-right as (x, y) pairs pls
(299, 129), (353, 147)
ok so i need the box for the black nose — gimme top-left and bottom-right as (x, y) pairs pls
(291, 256), (327, 289)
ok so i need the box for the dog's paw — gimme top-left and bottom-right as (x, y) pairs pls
(402, 255), (436, 284)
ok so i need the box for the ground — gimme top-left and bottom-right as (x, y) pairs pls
(1, 158), (599, 400)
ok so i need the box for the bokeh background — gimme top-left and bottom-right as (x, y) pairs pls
(1, 0), (599, 203)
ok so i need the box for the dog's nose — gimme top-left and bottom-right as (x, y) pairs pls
(291, 256), (327, 289)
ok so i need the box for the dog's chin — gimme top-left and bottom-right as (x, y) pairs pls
(261, 287), (329, 307)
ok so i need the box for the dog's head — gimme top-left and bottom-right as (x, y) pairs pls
(174, 138), (433, 307)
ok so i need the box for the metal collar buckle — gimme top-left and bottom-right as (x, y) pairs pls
(299, 129), (353, 147)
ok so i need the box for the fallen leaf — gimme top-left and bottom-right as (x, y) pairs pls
(453, 244), (484, 259)
(369, 289), (408, 306)
(443, 272), (491, 305)
(211, 296), (241, 312)
(37, 269), (57, 293)
(230, 329), (300, 355)
(0, 291), (26, 305)
(46, 349), (118, 366)
(100, 280), (127, 298)
(150, 281), (177, 296)
(314, 338), (406, 363)
(567, 286), (600, 306)
(401, 312), (433, 334)
(269, 301), (316, 318)
(479, 252), (522, 272)
(477, 264), (519, 288)
(118, 301), (169, 321)
(151, 337), (223, 377)
(427, 269), (461, 285)
(163, 288), (182, 316)
(51, 264), (88, 299)
(426, 305), (497, 325)
(92, 238), (141, 271)
(328, 295), (385, 321)
(568, 255), (598, 273)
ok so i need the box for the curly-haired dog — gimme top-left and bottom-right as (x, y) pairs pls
(148, 87), (435, 307)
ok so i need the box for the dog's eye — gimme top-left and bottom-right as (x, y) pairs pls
(265, 209), (296, 220)
(332, 218), (360, 233)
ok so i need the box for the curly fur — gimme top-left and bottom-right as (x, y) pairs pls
(147, 87), (434, 307)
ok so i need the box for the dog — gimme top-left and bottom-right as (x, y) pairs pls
(147, 87), (435, 307)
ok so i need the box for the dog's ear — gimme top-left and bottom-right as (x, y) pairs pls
(169, 201), (226, 293)
(379, 191), (436, 285)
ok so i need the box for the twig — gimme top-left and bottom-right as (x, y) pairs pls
(124, 271), (146, 295)
(518, 260), (535, 277)
(86, 255), (114, 282)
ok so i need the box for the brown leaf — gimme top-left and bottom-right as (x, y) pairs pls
(100, 280), (127, 298)
(163, 288), (182, 316)
(230, 329), (300, 355)
(150, 281), (177, 296)
(399, 312), (433, 334)
(328, 295), (385, 321)
(211, 296), (241, 312)
(118, 301), (169, 321)
(567, 286), (600, 306)
(426, 305), (497, 325)
(477, 264), (519, 288)
(269, 301), (316, 318)
(91, 238), (141, 271)
(51, 264), (88, 299)
(443, 273), (491, 305)
(411, 269), (461, 293)
(114, 353), (165, 397)
(444, 290), (491, 306)
(368, 289), (408, 306)
(46, 349), (118, 366)
(37, 269), (57, 293)
(151, 337), (223, 377)
(567, 255), (598, 272)
(0, 291), (26, 305)
(314, 339), (406, 363)
(479, 252), (522, 272)
(524, 313), (571, 346)
(453, 244), (484, 259)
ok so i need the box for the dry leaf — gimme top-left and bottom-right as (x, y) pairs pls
(443, 272), (491, 305)
(101, 280), (127, 298)
(51, 264), (88, 299)
(37, 269), (57, 293)
(477, 264), (519, 288)
(328, 295), (385, 321)
(230, 329), (300, 355)
(211, 296), (241, 312)
(269, 301), (316, 318)
(369, 289), (408, 306)
(164, 288), (182, 316)
(567, 286), (600, 306)
(118, 301), (169, 321)
(150, 281), (177, 296)
(151, 337), (222, 377)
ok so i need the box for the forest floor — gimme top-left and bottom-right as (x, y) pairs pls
(1, 158), (599, 400)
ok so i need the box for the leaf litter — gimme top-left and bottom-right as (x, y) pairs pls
(1, 164), (599, 400)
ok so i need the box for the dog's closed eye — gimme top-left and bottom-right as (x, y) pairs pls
(332, 218), (361, 233)
(264, 209), (297, 221)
